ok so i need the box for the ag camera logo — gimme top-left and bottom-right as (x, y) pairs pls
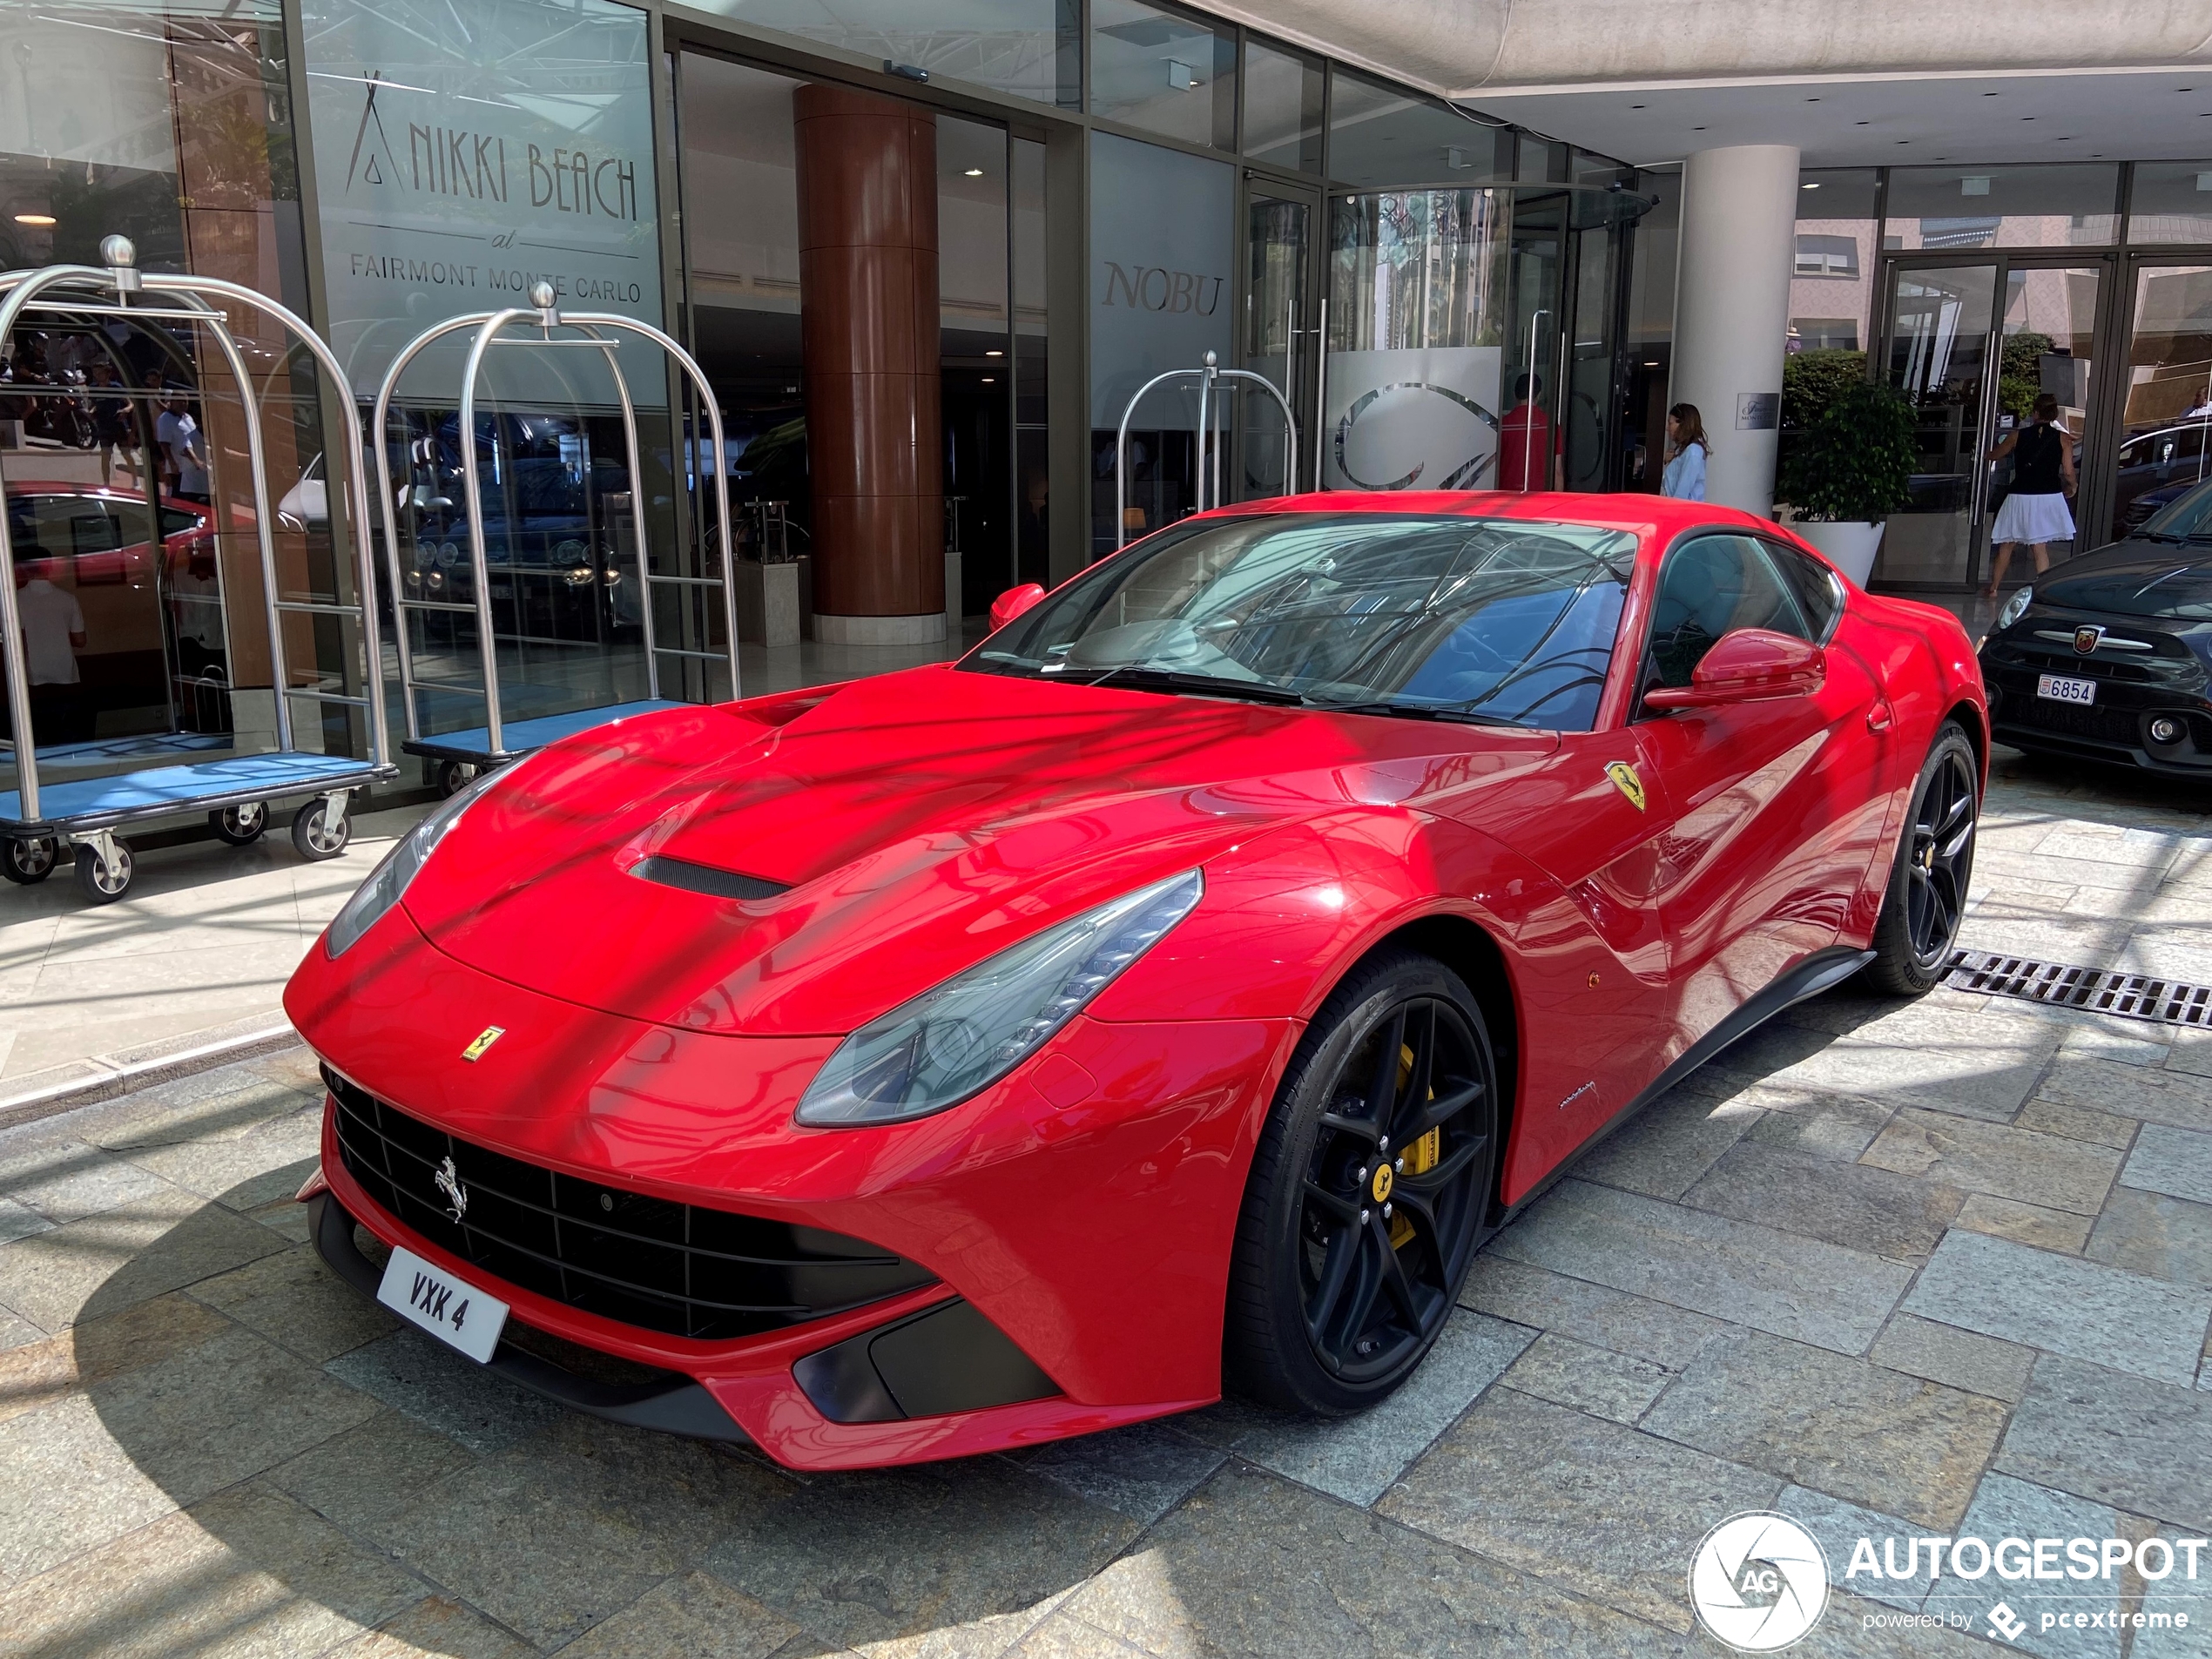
(1691, 1512), (1831, 1651)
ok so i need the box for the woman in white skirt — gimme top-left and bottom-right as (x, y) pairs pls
(1982, 393), (2077, 597)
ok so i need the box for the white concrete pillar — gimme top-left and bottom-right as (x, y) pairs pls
(1669, 145), (1800, 516)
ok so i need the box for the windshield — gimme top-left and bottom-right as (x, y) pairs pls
(968, 513), (1637, 731)
(2139, 477), (2212, 543)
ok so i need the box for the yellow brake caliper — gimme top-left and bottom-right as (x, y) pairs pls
(1389, 1042), (1441, 1249)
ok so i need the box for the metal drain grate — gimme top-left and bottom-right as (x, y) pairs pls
(1944, 949), (2212, 1028)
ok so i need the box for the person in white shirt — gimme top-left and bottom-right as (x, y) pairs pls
(14, 556), (90, 742)
(155, 393), (211, 502)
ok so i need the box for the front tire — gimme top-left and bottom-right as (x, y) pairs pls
(72, 839), (133, 903)
(1225, 949), (1501, 1416)
(290, 798), (352, 860)
(1865, 722), (1979, 995)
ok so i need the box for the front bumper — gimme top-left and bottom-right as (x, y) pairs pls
(289, 906), (1295, 1468)
(1979, 632), (2212, 775)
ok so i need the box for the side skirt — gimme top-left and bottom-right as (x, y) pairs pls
(1488, 944), (1876, 1226)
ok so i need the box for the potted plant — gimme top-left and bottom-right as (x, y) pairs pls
(1777, 379), (1917, 585)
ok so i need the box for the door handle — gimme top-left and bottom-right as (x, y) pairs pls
(1867, 699), (1894, 733)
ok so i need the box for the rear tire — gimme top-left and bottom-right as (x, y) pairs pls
(1865, 722), (1979, 995)
(72, 839), (133, 904)
(1224, 948), (1500, 1416)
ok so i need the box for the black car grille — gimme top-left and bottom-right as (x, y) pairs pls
(326, 1068), (936, 1340)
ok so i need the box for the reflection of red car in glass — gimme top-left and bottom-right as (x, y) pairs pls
(288, 494), (1988, 1470)
(3, 481), (233, 586)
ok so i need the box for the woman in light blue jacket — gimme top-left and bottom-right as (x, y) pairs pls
(1662, 403), (1709, 501)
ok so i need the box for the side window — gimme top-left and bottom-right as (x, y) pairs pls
(1761, 539), (1844, 640)
(1642, 534), (1810, 694)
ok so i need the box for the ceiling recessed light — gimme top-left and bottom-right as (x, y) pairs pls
(1897, 139), (1911, 145)
(1854, 120), (1871, 126)
(963, 167), (983, 177)
(1806, 96), (1820, 102)
(981, 376), (996, 383)
(1691, 125), (1706, 132)
(1629, 104), (1645, 110)
(11, 212), (55, 226)
(1802, 181), (1820, 189)
(985, 348), (1003, 356)
(1983, 91), (2000, 97)
(1642, 361), (1659, 367)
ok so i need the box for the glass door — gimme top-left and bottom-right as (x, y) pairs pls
(1503, 192), (1568, 491)
(2109, 263), (2212, 541)
(1988, 263), (2102, 578)
(1238, 181), (1319, 499)
(1878, 262), (2000, 586)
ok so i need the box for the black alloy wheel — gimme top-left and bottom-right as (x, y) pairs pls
(1866, 722), (1979, 995)
(1226, 950), (1500, 1414)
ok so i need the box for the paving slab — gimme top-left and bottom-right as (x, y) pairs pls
(1377, 1385), (1776, 1632)
(1073, 1460), (1690, 1657)
(186, 1241), (398, 1364)
(264, 1406), (481, 1534)
(1859, 1109), (2122, 1217)
(704, 1458), (1134, 1659)
(1456, 1253), (1728, 1371)
(1867, 1312), (2037, 1404)
(2084, 1185), (2212, 1290)
(1499, 1332), (1672, 1424)
(1563, 1084), (1761, 1201)
(1995, 1355), (2212, 1532)
(1922, 1474), (2126, 1659)
(1680, 1140), (1963, 1261)
(1716, 1026), (2047, 1123)
(2036, 1058), (2212, 1133)
(1177, 1309), (1532, 1505)
(2016, 1098), (2142, 1150)
(0, 1480), (421, 1659)
(1488, 1179), (1913, 1356)
(1637, 1328), (2006, 1529)
(0, 1180), (286, 1332)
(1777, 1485), (1932, 1615)
(0, 1290), (228, 1429)
(1952, 1191), (2097, 1252)
(1900, 1230), (2212, 1386)
(2121, 1123), (2212, 1207)
(322, 1327), (562, 1456)
(1742, 1089), (1899, 1162)
(559, 1569), (803, 1659)
(327, 1595), (542, 1659)
(1018, 1420), (1227, 1525)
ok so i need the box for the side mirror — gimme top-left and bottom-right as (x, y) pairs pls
(1645, 627), (1825, 711)
(989, 583), (1047, 632)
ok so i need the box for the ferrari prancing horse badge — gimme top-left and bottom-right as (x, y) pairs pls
(462, 1026), (506, 1062)
(1605, 760), (1647, 812)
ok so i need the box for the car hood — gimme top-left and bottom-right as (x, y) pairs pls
(2035, 541), (2212, 622)
(400, 664), (1557, 1035)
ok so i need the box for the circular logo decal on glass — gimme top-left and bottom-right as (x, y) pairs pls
(1689, 1512), (1829, 1652)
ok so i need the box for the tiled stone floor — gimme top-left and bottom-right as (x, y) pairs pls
(0, 747), (2210, 1656)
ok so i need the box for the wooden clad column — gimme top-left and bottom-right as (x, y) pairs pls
(793, 84), (944, 644)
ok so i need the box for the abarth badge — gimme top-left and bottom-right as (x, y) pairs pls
(1605, 760), (1647, 812)
(461, 1025), (505, 1062)
(2074, 625), (2104, 655)
(433, 1156), (469, 1223)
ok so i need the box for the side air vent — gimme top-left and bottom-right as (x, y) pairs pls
(630, 855), (790, 901)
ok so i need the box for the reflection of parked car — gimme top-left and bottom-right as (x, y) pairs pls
(290, 494), (1989, 1465)
(1979, 477), (2212, 775)
(2114, 421), (2211, 531)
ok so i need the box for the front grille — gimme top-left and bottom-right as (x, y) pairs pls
(1991, 691), (2143, 745)
(1944, 950), (2212, 1028)
(327, 1068), (935, 1340)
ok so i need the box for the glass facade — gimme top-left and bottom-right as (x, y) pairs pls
(688, 0), (1080, 110)
(1884, 164), (2121, 252)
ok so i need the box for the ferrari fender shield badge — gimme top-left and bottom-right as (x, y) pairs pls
(461, 1025), (506, 1062)
(1605, 760), (1647, 811)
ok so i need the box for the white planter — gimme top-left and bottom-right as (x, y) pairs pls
(1792, 520), (1885, 587)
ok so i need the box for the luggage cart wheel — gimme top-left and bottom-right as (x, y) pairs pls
(210, 802), (268, 846)
(436, 760), (480, 799)
(2, 835), (57, 885)
(71, 833), (133, 904)
(291, 793), (353, 861)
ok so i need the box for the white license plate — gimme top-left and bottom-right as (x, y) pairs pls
(2037, 673), (2096, 706)
(376, 1244), (508, 1363)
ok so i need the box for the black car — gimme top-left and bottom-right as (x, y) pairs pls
(1979, 478), (2212, 774)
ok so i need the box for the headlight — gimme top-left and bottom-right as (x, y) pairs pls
(325, 773), (493, 957)
(1996, 586), (2033, 631)
(795, 869), (1204, 1127)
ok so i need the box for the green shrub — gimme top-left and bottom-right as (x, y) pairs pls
(1777, 381), (1918, 523)
(1781, 347), (1867, 430)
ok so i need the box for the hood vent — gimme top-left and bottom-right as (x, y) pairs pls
(630, 855), (790, 902)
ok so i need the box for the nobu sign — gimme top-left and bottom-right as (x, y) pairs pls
(1102, 261), (1225, 316)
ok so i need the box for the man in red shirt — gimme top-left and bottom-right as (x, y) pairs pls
(1496, 374), (1562, 492)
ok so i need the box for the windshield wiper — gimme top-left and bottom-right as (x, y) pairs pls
(1309, 699), (1522, 728)
(1056, 665), (1310, 706)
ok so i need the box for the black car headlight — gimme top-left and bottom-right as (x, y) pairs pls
(1996, 586), (2033, 631)
(795, 870), (1204, 1127)
(325, 774), (494, 957)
